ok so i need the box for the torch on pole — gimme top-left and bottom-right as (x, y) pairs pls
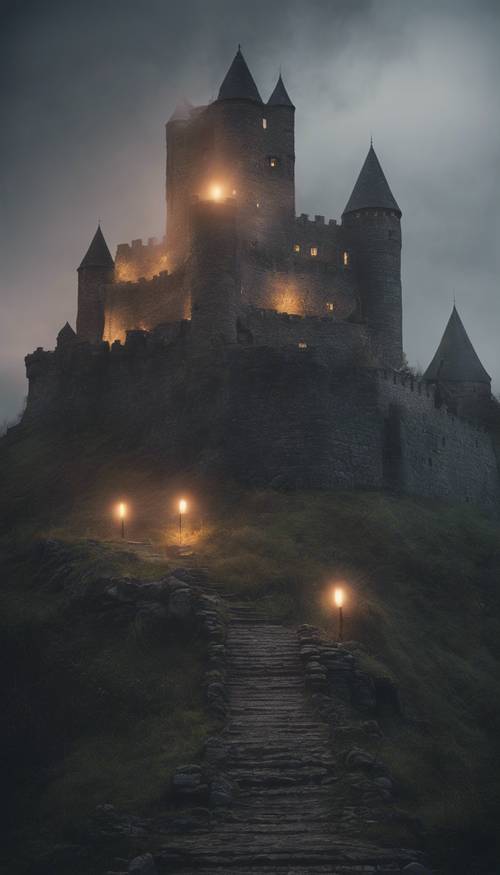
(333, 587), (345, 643)
(118, 502), (127, 540)
(178, 499), (187, 545)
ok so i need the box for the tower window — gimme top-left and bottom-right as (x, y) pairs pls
(326, 302), (334, 312)
(310, 246), (318, 257)
(268, 156), (279, 168)
(298, 341), (308, 350)
(262, 118), (267, 129)
(293, 243), (301, 253)
(342, 250), (350, 267)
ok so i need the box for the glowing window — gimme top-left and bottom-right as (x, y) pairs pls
(262, 118), (267, 129)
(293, 243), (301, 253)
(256, 202), (260, 208)
(326, 302), (334, 312)
(268, 156), (279, 168)
(343, 250), (350, 267)
(310, 246), (318, 257)
(298, 341), (308, 350)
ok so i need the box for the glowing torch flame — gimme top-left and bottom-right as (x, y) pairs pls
(118, 502), (127, 520)
(333, 587), (344, 608)
(179, 499), (188, 515)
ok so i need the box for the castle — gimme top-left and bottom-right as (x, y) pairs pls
(23, 49), (500, 510)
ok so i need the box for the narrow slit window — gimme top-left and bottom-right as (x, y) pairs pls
(342, 250), (350, 267)
(310, 246), (318, 257)
(262, 118), (267, 129)
(326, 302), (334, 312)
(293, 243), (301, 253)
(268, 156), (279, 168)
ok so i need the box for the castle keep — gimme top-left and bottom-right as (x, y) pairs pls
(24, 49), (500, 510)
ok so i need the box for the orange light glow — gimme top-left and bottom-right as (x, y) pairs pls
(118, 502), (127, 519)
(179, 498), (188, 515)
(333, 587), (344, 608)
(210, 184), (223, 201)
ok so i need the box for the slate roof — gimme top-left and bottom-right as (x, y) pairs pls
(343, 144), (401, 216)
(423, 305), (490, 384)
(217, 47), (262, 103)
(78, 225), (114, 271)
(267, 74), (294, 107)
(57, 322), (77, 345)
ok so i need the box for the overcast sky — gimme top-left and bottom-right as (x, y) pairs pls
(1, 0), (499, 421)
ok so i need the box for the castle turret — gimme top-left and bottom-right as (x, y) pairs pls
(76, 225), (114, 343)
(189, 198), (239, 350)
(424, 305), (491, 420)
(342, 144), (402, 368)
(166, 49), (296, 269)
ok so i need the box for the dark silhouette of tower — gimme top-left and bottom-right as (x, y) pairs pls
(77, 226), (114, 343)
(342, 144), (402, 368)
(166, 48), (295, 269)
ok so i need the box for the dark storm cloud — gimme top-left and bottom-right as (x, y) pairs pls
(1, 0), (499, 420)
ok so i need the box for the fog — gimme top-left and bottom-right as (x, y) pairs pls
(1, 0), (499, 421)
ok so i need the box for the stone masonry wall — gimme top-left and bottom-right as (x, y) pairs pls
(22, 338), (499, 512)
(375, 370), (499, 508)
(102, 271), (188, 343)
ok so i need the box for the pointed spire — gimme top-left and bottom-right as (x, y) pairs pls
(343, 143), (401, 216)
(217, 47), (262, 103)
(57, 322), (77, 347)
(168, 98), (193, 122)
(267, 74), (294, 108)
(78, 225), (114, 271)
(423, 305), (490, 384)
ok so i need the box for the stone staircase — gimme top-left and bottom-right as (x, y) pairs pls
(157, 603), (423, 874)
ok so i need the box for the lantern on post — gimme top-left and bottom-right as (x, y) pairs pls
(333, 587), (345, 642)
(178, 498), (188, 544)
(117, 502), (127, 540)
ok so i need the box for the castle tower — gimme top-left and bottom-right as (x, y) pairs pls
(166, 48), (295, 270)
(342, 144), (402, 368)
(189, 198), (239, 350)
(423, 305), (491, 419)
(76, 225), (114, 343)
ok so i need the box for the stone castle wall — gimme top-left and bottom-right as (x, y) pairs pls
(102, 270), (188, 344)
(22, 335), (499, 512)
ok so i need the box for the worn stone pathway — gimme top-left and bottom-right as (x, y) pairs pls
(157, 602), (421, 874)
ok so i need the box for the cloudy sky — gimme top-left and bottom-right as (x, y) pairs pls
(1, 0), (499, 421)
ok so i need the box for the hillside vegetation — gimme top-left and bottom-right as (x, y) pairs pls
(1, 423), (500, 872)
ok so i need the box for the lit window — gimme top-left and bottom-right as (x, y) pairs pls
(256, 202), (260, 208)
(298, 341), (308, 350)
(343, 251), (350, 267)
(262, 118), (267, 129)
(268, 156), (279, 168)
(310, 246), (318, 257)
(293, 243), (301, 253)
(326, 302), (334, 312)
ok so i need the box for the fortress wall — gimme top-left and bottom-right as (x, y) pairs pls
(240, 254), (358, 320)
(102, 271), (188, 344)
(241, 309), (372, 368)
(115, 237), (167, 282)
(375, 371), (499, 509)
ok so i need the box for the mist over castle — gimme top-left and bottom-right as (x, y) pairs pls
(21, 48), (500, 510)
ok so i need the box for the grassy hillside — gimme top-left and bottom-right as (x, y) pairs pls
(1, 424), (500, 872)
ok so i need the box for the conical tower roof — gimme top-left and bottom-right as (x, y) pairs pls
(78, 225), (114, 271)
(267, 74), (294, 107)
(57, 321), (77, 343)
(343, 143), (401, 216)
(217, 47), (262, 103)
(424, 305), (490, 384)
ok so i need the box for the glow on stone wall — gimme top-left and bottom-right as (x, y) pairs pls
(272, 281), (305, 316)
